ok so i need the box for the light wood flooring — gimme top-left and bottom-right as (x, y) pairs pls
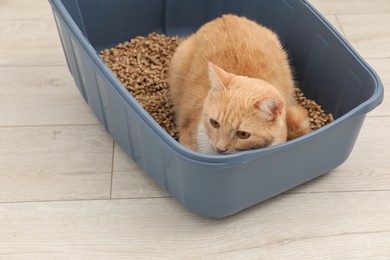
(0, 0), (389, 259)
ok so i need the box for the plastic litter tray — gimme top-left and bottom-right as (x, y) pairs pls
(49, 0), (384, 218)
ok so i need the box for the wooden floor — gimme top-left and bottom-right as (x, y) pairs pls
(0, 0), (389, 259)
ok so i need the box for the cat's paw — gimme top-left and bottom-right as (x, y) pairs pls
(286, 105), (311, 140)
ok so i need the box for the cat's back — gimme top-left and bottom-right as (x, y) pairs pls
(169, 14), (294, 105)
(169, 14), (291, 93)
(194, 15), (290, 85)
(196, 14), (279, 52)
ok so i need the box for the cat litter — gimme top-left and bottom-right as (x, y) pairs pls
(100, 33), (333, 140)
(100, 33), (181, 140)
(50, 0), (383, 218)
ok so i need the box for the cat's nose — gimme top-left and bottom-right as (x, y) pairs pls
(216, 147), (228, 154)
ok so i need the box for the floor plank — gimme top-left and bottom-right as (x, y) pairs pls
(0, 192), (389, 258)
(208, 232), (390, 260)
(337, 14), (390, 59)
(309, 0), (390, 15)
(0, 20), (66, 66)
(0, 125), (113, 202)
(0, 0), (53, 20)
(0, 66), (98, 126)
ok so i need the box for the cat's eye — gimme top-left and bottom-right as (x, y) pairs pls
(209, 118), (220, 129)
(236, 130), (251, 139)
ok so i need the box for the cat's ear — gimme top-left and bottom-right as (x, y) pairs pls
(256, 97), (284, 119)
(208, 62), (235, 91)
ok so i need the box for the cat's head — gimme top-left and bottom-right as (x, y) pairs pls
(201, 63), (287, 154)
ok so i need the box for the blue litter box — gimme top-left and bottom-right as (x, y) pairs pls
(49, 0), (384, 218)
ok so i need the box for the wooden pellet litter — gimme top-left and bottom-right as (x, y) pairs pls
(294, 88), (334, 130)
(100, 33), (334, 141)
(100, 33), (181, 140)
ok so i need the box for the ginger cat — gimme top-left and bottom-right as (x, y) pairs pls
(168, 14), (310, 154)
